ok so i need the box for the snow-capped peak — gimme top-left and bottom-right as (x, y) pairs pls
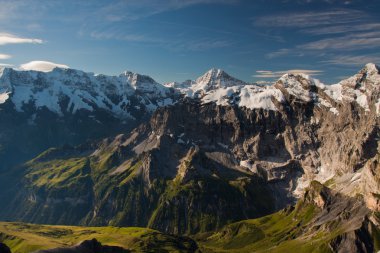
(120, 71), (162, 93)
(0, 68), (10, 104)
(322, 63), (380, 113)
(364, 63), (379, 75)
(0, 63), (378, 116)
(0, 67), (175, 116)
(194, 68), (247, 91)
(195, 68), (224, 83)
(276, 73), (322, 102)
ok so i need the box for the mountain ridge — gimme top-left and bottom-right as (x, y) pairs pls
(0, 63), (379, 250)
(1, 64), (379, 116)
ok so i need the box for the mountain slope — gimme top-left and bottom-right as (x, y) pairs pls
(0, 67), (175, 117)
(0, 64), (379, 242)
(1, 182), (378, 253)
(0, 222), (198, 253)
(0, 67), (178, 170)
(199, 181), (380, 253)
(0, 125), (276, 234)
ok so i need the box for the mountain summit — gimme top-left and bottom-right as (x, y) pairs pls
(194, 68), (247, 91)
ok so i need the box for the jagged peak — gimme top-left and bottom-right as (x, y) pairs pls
(197, 68), (230, 82)
(277, 72), (324, 89)
(194, 68), (247, 91)
(121, 70), (159, 86)
(363, 62), (379, 74)
(0, 66), (7, 77)
(280, 72), (309, 79)
(338, 62), (380, 89)
(275, 72), (326, 103)
(359, 63), (380, 84)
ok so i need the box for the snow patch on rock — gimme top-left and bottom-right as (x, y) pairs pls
(0, 67), (174, 118)
(0, 92), (9, 104)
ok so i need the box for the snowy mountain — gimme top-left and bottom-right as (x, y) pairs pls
(166, 64), (380, 114)
(0, 64), (379, 250)
(1, 64), (379, 118)
(0, 67), (176, 119)
(0, 63), (379, 172)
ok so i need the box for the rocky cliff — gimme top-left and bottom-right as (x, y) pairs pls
(0, 64), (379, 240)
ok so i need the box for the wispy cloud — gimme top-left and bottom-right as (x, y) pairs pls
(90, 29), (232, 52)
(0, 63), (13, 67)
(301, 23), (380, 35)
(171, 39), (232, 52)
(293, 0), (357, 4)
(19, 60), (69, 72)
(254, 69), (323, 78)
(80, 0), (237, 52)
(90, 30), (159, 43)
(256, 8), (380, 67)
(255, 9), (365, 28)
(321, 54), (380, 66)
(97, 0), (239, 22)
(0, 53), (11, 60)
(0, 1), (26, 21)
(299, 32), (380, 51)
(266, 49), (291, 59)
(0, 33), (43, 45)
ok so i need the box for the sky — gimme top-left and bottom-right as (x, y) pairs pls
(0, 0), (379, 84)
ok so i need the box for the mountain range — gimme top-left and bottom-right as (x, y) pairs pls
(0, 63), (379, 253)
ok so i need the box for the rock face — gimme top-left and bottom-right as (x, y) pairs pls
(0, 64), (379, 238)
(0, 67), (178, 170)
(201, 181), (379, 253)
(298, 183), (378, 253)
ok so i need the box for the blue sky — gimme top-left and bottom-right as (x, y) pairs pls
(0, 0), (379, 84)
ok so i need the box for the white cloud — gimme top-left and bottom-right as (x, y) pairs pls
(299, 31), (380, 51)
(19, 61), (69, 72)
(0, 63), (13, 67)
(321, 55), (380, 66)
(90, 28), (231, 52)
(266, 49), (290, 59)
(0, 53), (11, 59)
(301, 23), (380, 35)
(253, 69), (323, 78)
(256, 8), (380, 66)
(0, 33), (43, 45)
(97, 0), (239, 22)
(255, 9), (365, 28)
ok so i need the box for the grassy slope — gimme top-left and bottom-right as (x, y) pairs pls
(1, 199), (379, 253)
(197, 188), (380, 253)
(0, 222), (197, 253)
(197, 202), (333, 253)
(16, 144), (275, 235)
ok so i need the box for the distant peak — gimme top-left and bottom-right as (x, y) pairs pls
(208, 67), (223, 73)
(363, 63), (379, 74)
(205, 68), (226, 77)
(122, 70), (155, 79)
(120, 71), (161, 91)
(279, 72), (313, 81)
(122, 70), (135, 76)
(195, 68), (246, 88)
